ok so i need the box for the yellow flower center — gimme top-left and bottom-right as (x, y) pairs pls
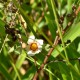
(30, 43), (38, 51)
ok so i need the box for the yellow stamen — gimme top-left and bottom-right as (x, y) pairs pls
(30, 43), (38, 51)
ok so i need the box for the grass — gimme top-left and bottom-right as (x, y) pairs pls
(0, 0), (80, 80)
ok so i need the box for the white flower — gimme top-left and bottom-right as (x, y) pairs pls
(27, 35), (43, 56)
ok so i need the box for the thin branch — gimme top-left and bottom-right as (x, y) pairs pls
(51, 0), (69, 61)
(33, 36), (59, 80)
(63, 5), (80, 33)
(33, 6), (80, 80)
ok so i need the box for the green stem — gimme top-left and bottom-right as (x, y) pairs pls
(50, 0), (69, 61)
(70, 71), (74, 80)
(48, 66), (53, 80)
(67, 0), (72, 13)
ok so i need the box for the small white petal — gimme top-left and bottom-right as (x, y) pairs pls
(27, 36), (35, 44)
(27, 39), (33, 44)
(35, 49), (41, 54)
(36, 39), (43, 45)
(29, 35), (35, 40)
(27, 36), (43, 56)
(38, 45), (42, 48)
(27, 51), (35, 56)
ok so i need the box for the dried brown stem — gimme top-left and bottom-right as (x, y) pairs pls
(33, 6), (80, 80)
(75, 6), (80, 15)
(62, 6), (80, 34)
(33, 36), (59, 80)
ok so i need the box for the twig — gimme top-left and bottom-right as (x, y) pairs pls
(64, 5), (80, 31)
(33, 6), (80, 80)
(33, 36), (59, 80)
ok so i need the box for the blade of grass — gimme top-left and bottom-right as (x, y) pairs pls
(67, 0), (72, 13)
(50, 0), (69, 61)
(0, 63), (12, 80)
(41, 0), (57, 40)
(0, 19), (6, 37)
(51, 23), (80, 58)
(58, 62), (80, 80)
(48, 66), (54, 80)
(0, 34), (8, 54)
(54, 46), (80, 78)
(26, 56), (60, 80)
(15, 50), (26, 69)
(70, 71), (74, 80)
(9, 60), (21, 80)
(0, 19), (5, 27)
(58, 63), (71, 80)
(44, 67), (60, 80)
(11, 50), (26, 80)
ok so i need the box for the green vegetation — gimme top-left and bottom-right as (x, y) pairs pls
(0, 0), (80, 80)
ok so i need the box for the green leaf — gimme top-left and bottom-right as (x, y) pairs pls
(45, 14), (57, 40)
(58, 63), (71, 80)
(67, 0), (72, 13)
(52, 22), (80, 57)
(12, 50), (26, 80)
(0, 19), (5, 27)
(0, 47), (12, 80)
(15, 50), (26, 69)
(0, 19), (6, 36)
(0, 63), (12, 80)
(45, 0), (57, 39)
(58, 62), (80, 80)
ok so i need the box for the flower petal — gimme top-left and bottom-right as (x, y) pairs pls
(27, 36), (35, 44)
(35, 49), (41, 54)
(29, 35), (35, 40)
(27, 51), (35, 56)
(36, 39), (43, 45)
(38, 45), (42, 48)
(27, 36), (43, 56)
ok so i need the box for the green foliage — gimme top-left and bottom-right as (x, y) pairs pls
(0, 0), (80, 80)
